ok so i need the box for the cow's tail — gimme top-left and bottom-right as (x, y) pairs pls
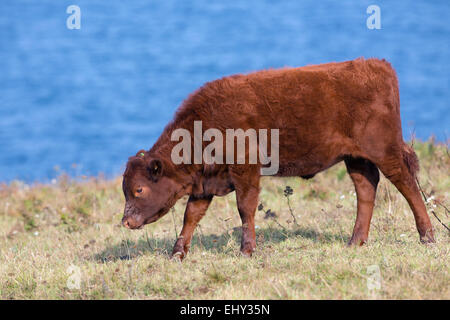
(402, 143), (420, 179)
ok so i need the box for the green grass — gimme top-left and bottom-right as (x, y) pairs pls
(0, 141), (449, 299)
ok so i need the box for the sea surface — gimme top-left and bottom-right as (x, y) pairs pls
(0, 0), (448, 182)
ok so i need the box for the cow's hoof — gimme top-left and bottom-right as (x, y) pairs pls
(420, 236), (436, 244)
(347, 238), (367, 247)
(171, 251), (185, 261)
(418, 228), (435, 244)
(240, 247), (255, 257)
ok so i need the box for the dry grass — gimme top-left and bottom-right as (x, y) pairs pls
(0, 141), (448, 299)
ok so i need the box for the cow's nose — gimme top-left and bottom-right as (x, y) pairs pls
(122, 217), (131, 229)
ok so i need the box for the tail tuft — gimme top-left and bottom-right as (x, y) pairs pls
(402, 144), (420, 178)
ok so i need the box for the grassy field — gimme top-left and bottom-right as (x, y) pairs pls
(0, 141), (448, 299)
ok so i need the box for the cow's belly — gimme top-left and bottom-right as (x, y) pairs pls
(275, 154), (343, 178)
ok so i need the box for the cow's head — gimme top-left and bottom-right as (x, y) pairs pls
(121, 150), (188, 229)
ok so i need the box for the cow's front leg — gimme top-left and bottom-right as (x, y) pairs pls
(172, 195), (213, 260)
(232, 169), (260, 257)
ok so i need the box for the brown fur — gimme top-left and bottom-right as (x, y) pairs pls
(122, 58), (434, 260)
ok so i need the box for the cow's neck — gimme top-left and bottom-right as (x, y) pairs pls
(149, 105), (204, 181)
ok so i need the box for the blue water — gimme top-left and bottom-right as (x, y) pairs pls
(0, 0), (449, 182)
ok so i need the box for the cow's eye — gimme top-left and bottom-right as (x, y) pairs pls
(136, 188), (143, 194)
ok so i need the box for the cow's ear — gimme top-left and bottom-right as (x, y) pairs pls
(148, 159), (163, 181)
(136, 149), (146, 158)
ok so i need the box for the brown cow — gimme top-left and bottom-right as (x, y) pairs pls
(121, 58), (435, 260)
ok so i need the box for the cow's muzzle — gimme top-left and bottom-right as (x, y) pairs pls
(122, 215), (144, 229)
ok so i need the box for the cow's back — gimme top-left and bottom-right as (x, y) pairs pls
(161, 58), (401, 177)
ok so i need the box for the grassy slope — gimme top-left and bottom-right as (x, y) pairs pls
(0, 141), (448, 299)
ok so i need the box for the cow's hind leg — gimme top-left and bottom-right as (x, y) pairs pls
(345, 157), (380, 246)
(373, 145), (435, 243)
